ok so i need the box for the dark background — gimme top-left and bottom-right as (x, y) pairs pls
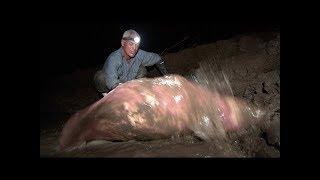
(40, 22), (280, 86)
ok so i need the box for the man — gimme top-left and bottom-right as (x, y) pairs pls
(94, 29), (169, 96)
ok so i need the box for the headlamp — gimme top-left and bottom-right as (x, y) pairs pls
(134, 37), (140, 44)
(123, 36), (140, 44)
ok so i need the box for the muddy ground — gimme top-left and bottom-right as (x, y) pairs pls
(40, 31), (280, 158)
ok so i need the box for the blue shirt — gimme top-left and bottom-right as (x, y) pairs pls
(103, 47), (162, 90)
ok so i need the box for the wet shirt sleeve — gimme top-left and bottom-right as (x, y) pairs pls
(103, 55), (121, 90)
(139, 50), (162, 66)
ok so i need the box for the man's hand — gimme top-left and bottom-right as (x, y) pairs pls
(156, 59), (169, 75)
(111, 82), (122, 90)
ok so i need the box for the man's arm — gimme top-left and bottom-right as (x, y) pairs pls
(103, 56), (121, 90)
(139, 50), (169, 75)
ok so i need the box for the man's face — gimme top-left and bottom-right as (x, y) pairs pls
(122, 40), (139, 58)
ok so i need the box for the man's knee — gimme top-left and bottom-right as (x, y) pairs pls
(93, 70), (110, 93)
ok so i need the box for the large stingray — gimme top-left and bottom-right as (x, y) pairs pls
(59, 75), (265, 151)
